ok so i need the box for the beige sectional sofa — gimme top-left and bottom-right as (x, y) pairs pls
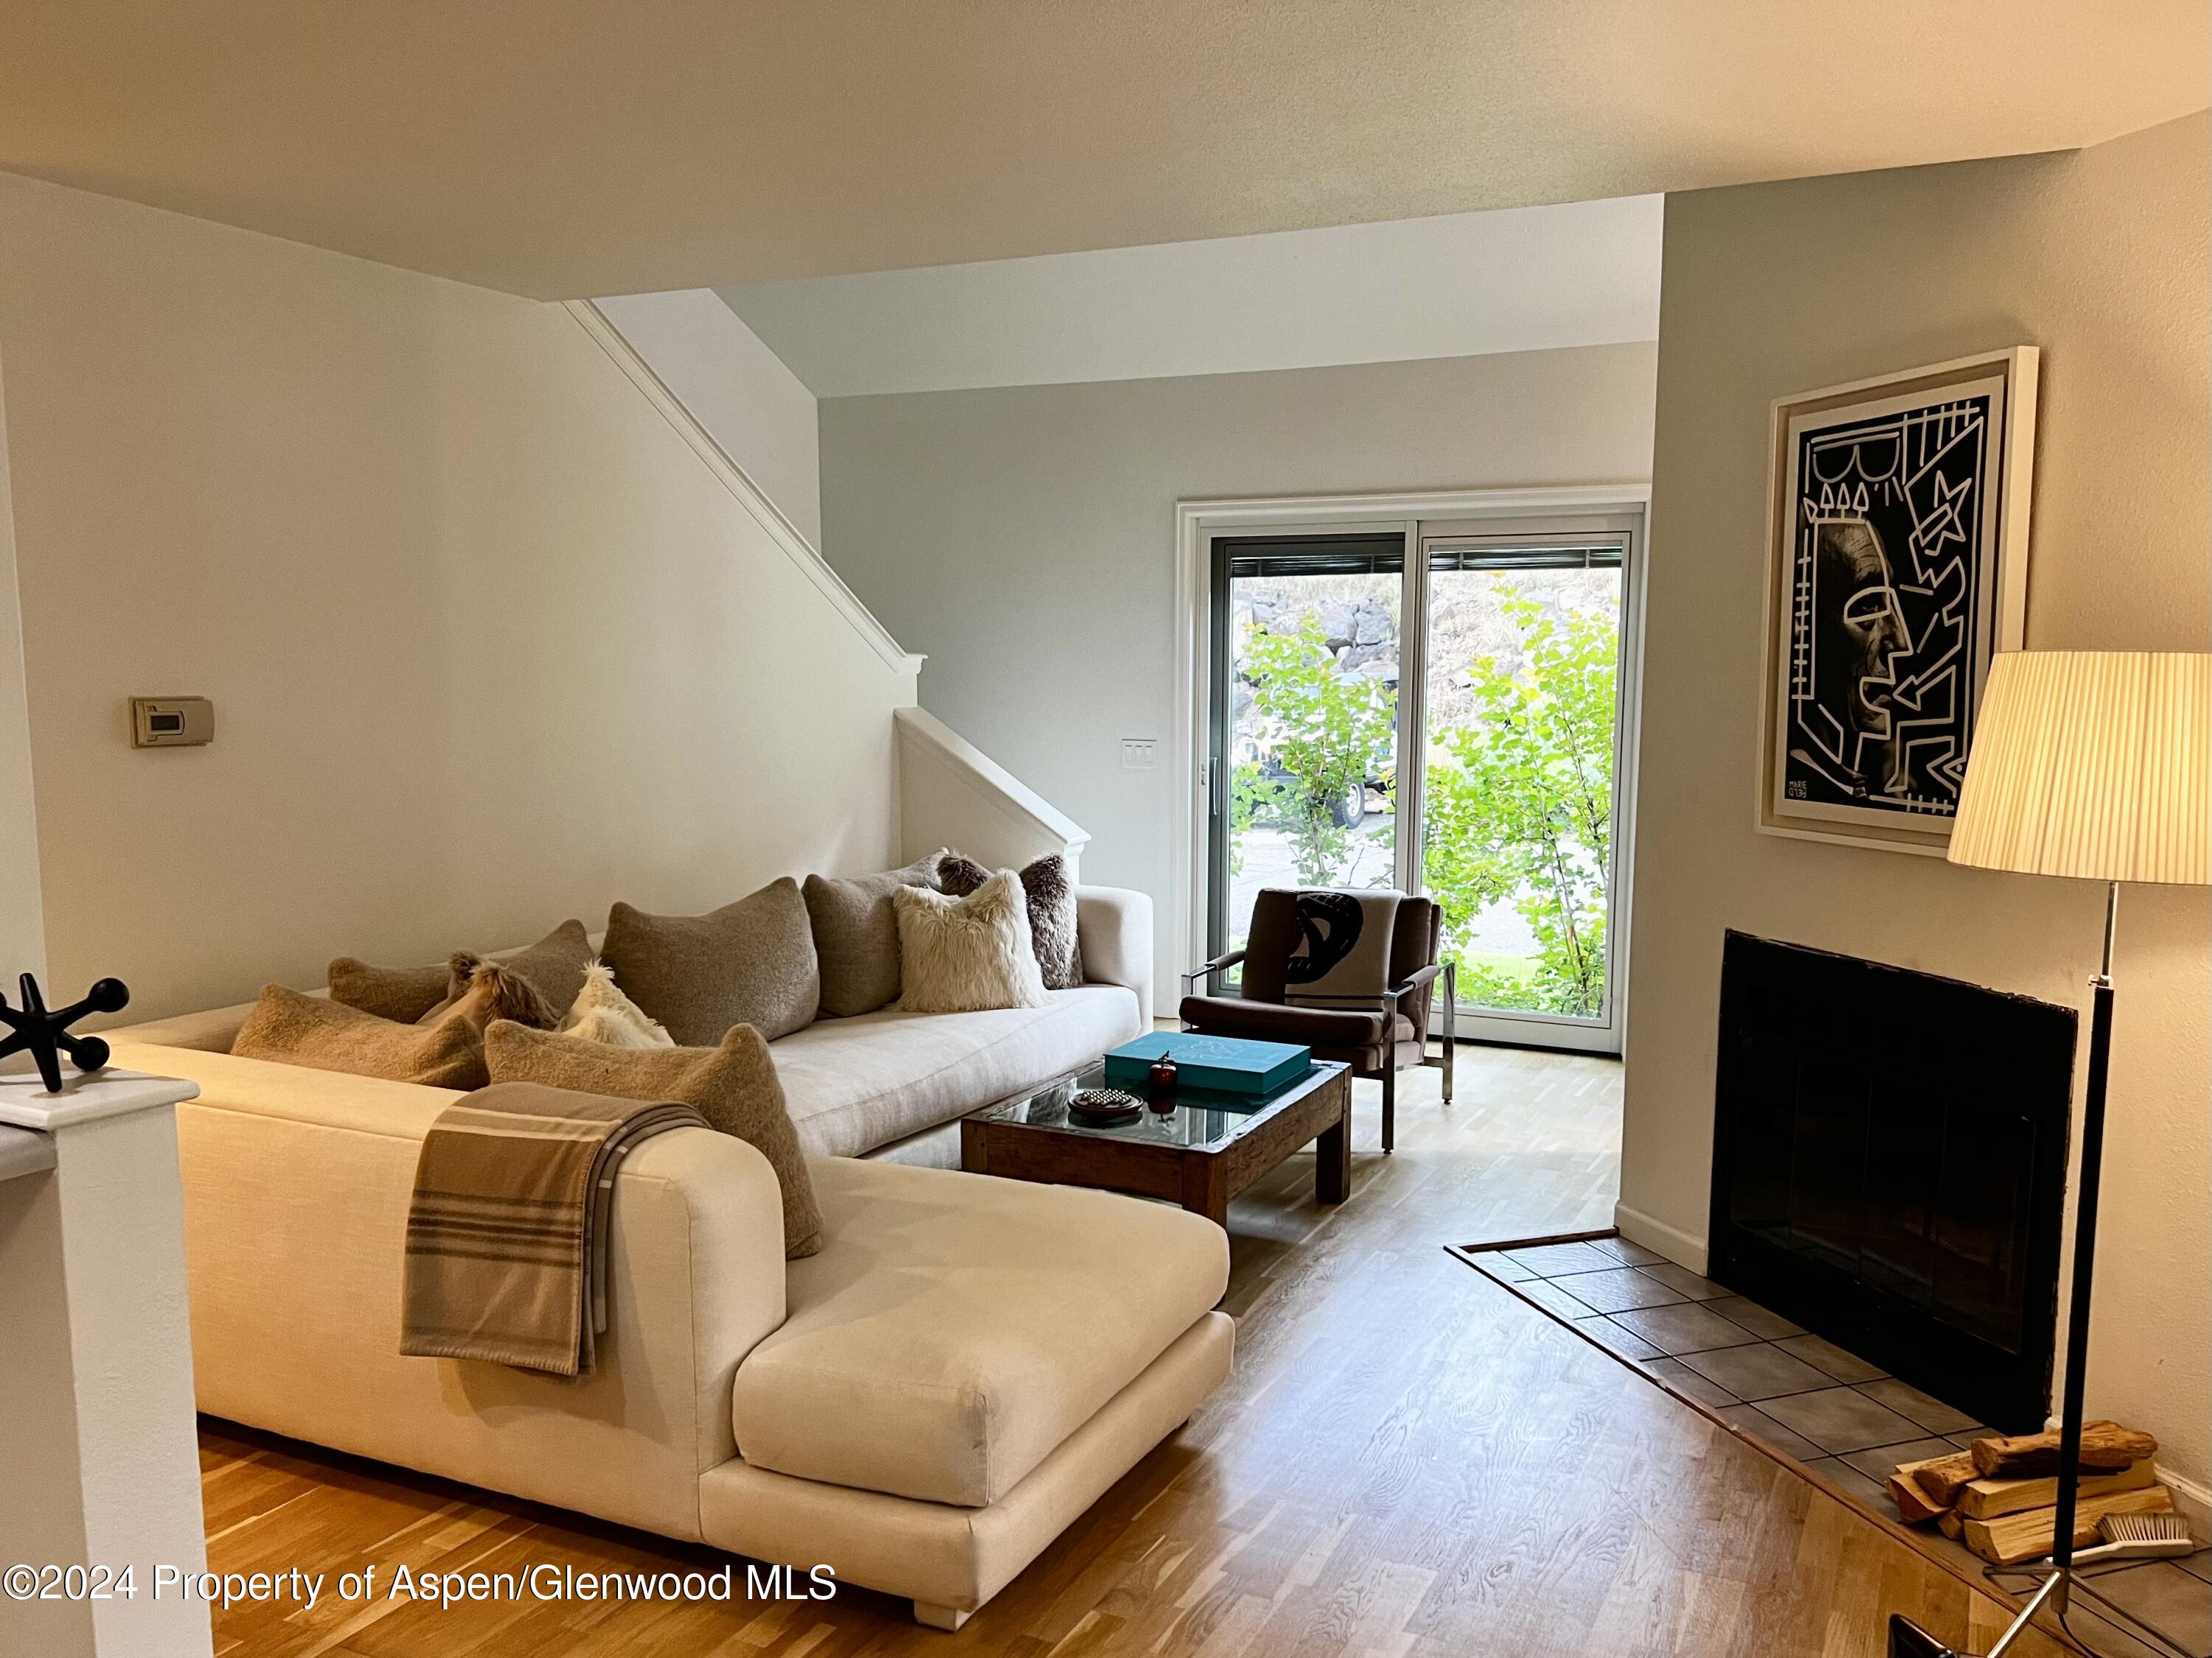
(108, 884), (1233, 1629)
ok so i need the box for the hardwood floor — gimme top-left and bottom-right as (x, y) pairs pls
(197, 1048), (2071, 1657)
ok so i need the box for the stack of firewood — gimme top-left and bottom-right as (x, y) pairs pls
(1889, 1421), (2172, 1564)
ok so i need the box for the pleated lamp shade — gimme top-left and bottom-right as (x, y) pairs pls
(1949, 651), (2211, 885)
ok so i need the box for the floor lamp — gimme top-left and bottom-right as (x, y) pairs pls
(1942, 650), (2210, 1652)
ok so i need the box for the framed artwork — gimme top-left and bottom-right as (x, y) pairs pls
(1757, 347), (2038, 854)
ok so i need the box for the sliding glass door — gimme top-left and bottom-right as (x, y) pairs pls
(1206, 513), (1640, 1053)
(1208, 535), (1404, 971)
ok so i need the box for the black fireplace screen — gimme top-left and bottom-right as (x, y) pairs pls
(1709, 932), (2076, 1432)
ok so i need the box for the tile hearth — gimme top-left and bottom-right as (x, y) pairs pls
(1450, 1232), (2212, 1658)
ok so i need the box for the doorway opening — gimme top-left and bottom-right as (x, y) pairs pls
(1200, 505), (1643, 1054)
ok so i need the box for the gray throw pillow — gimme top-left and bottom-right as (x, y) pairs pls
(803, 852), (945, 1017)
(326, 956), (451, 1023)
(936, 852), (1080, 990)
(602, 878), (819, 1045)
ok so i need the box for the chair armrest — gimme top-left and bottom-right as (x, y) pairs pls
(1180, 948), (1247, 1008)
(1391, 960), (1455, 1048)
(1076, 885), (1153, 1025)
(1388, 961), (1444, 998)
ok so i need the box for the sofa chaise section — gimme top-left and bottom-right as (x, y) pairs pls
(100, 871), (1224, 1629)
(709, 1158), (1231, 1628)
(732, 1157), (1226, 1508)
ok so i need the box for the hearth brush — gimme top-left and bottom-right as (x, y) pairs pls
(2065, 1510), (2197, 1565)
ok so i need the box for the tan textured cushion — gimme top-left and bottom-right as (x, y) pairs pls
(232, 984), (489, 1089)
(330, 920), (594, 1024)
(802, 853), (944, 1017)
(602, 879), (818, 1045)
(729, 1156), (1229, 1507)
(485, 1021), (822, 1258)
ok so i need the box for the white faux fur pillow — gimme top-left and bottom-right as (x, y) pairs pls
(557, 960), (675, 1049)
(891, 872), (1049, 1013)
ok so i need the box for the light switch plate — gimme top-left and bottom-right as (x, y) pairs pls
(1119, 737), (1158, 770)
(131, 697), (215, 748)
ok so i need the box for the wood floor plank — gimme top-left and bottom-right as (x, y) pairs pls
(196, 1051), (2077, 1656)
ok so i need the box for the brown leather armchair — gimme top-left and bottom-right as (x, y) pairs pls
(1179, 891), (1455, 1153)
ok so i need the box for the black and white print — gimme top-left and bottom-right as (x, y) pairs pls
(1762, 352), (2036, 851)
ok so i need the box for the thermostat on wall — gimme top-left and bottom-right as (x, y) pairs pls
(131, 697), (215, 748)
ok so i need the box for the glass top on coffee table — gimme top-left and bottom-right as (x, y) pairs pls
(969, 1059), (1345, 1153)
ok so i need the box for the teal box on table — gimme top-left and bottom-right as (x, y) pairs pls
(1104, 1032), (1312, 1096)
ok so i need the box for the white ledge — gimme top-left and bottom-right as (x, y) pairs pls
(0, 1068), (200, 1132)
(895, 706), (1091, 859)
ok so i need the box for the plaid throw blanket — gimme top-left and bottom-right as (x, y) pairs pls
(401, 1081), (705, 1376)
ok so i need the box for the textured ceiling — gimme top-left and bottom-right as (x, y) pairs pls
(1, 1), (2205, 299)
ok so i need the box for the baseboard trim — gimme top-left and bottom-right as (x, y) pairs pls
(1613, 1201), (1708, 1275)
(2157, 1467), (2210, 1541)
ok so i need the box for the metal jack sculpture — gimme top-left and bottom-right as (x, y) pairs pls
(0, 972), (130, 1092)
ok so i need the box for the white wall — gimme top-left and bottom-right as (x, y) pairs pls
(723, 196), (1662, 396)
(820, 344), (1660, 995)
(1622, 114), (2210, 1483)
(0, 354), (46, 986)
(592, 288), (824, 548)
(0, 171), (916, 1022)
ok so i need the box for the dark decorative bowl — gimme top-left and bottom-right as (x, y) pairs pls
(1067, 1087), (1143, 1126)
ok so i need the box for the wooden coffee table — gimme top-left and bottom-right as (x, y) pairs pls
(960, 1059), (1352, 1228)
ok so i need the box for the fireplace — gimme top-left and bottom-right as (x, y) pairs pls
(1708, 932), (2076, 1433)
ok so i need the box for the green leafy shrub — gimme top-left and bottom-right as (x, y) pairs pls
(1422, 596), (1615, 1017)
(1237, 617), (1395, 885)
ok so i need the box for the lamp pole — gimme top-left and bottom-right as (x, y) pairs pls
(2048, 879), (2119, 1609)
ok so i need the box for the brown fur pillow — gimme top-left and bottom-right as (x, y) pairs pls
(232, 985), (488, 1089)
(424, 958), (561, 1031)
(328, 920), (591, 1028)
(485, 1021), (822, 1258)
(936, 852), (1080, 990)
(434, 954), (561, 1028)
